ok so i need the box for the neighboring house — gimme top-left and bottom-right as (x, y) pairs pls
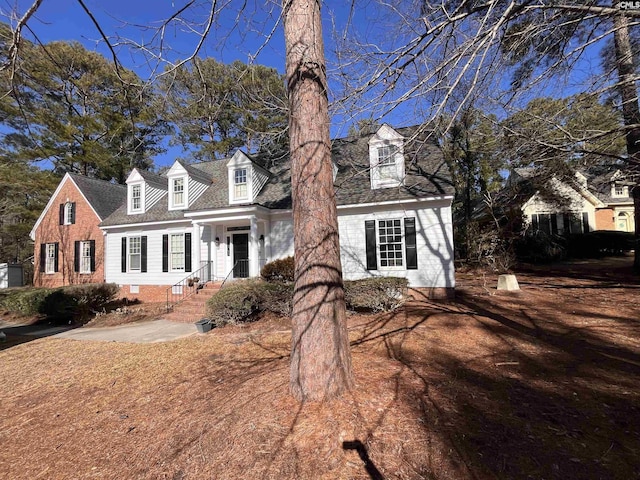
(0, 263), (23, 288)
(508, 166), (635, 235)
(98, 124), (456, 301)
(30, 174), (126, 287)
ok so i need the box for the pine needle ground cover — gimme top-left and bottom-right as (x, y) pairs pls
(1, 256), (639, 479)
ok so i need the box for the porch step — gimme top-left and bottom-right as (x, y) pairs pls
(165, 282), (221, 324)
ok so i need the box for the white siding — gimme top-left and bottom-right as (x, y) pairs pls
(104, 223), (194, 286)
(523, 180), (597, 233)
(337, 203), (454, 288)
(215, 225), (226, 280)
(270, 218), (294, 260)
(262, 203), (454, 289)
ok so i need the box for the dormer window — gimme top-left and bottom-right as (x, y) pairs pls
(234, 169), (248, 200)
(612, 184), (627, 198)
(131, 184), (142, 212)
(378, 145), (398, 180)
(227, 150), (270, 205)
(369, 125), (405, 189)
(173, 178), (185, 208)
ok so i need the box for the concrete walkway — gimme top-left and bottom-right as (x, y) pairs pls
(54, 319), (197, 343)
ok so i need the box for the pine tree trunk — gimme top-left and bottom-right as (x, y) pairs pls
(283, 0), (354, 401)
(613, 11), (640, 271)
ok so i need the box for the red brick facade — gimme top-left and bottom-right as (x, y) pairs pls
(33, 178), (105, 288)
(595, 208), (615, 231)
(116, 284), (171, 303)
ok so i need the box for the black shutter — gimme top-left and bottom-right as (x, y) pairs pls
(59, 204), (64, 225)
(365, 220), (377, 270)
(71, 202), (76, 224)
(121, 237), (127, 273)
(531, 214), (539, 232)
(40, 244), (46, 272)
(89, 240), (96, 272)
(404, 217), (418, 270)
(74, 241), (80, 272)
(53, 243), (59, 272)
(551, 214), (558, 235)
(162, 234), (169, 272)
(582, 212), (590, 233)
(141, 236), (147, 273)
(563, 213), (571, 234)
(185, 233), (192, 272)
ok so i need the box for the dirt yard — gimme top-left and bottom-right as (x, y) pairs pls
(1, 256), (639, 479)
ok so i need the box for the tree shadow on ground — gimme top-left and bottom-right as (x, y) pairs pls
(346, 287), (640, 479)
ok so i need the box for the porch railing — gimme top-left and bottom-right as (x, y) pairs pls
(165, 261), (214, 313)
(219, 259), (250, 290)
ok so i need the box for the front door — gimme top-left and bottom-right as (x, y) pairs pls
(233, 234), (249, 278)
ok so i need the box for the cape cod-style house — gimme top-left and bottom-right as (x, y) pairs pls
(35, 125), (456, 302)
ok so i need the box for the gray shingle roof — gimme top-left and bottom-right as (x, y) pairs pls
(138, 169), (167, 190)
(70, 174), (127, 220)
(101, 125), (453, 226)
(583, 164), (632, 205)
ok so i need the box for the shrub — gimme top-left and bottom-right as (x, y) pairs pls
(60, 283), (120, 320)
(565, 231), (634, 258)
(207, 279), (267, 327)
(206, 276), (410, 327)
(514, 231), (566, 264)
(0, 283), (119, 322)
(344, 277), (409, 312)
(0, 287), (52, 316)
(261, 256), (295, 282)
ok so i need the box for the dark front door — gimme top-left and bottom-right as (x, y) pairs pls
(233, 233), (249, 278)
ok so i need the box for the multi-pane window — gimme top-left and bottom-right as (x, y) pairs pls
(80, 241), (92, 274)
(377, 145), (397, 180)
(129, 236), (141, 271)
(173, 178), (185, 207)
(614, 184), (626, 197)
(45, 243), (56, 273)
(234, 169), (247, 199)
(63, 202), (74, 225)
(378, 219), (403, 267)
(131, 184), (142, 211)
(170, 233), (185, 271)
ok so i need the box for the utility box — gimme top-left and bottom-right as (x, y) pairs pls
(0, 263), (24, 288)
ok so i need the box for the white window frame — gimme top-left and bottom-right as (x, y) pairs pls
(234, 168), (248, 200)
(129, 236), (142, 272)
(79, 240), (92, 274)
(612, 184), (627, 198)
(169, 233), (185, 272)
(63, 202), (74, 225)
(45, 243), (56, 274)
(377, 145), (398, 180)
(172, 177), (186, 208)
(378, 219), (404, 269)
(131, 184), (142, 212)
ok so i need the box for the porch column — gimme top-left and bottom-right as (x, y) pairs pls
(193, 222), (201, 275)
(249, 215), (259, 277)
(264, 219), (272, 264)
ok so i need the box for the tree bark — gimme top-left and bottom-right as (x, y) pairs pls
(613, 10), (640, 271)
(283, 0), (354, 401)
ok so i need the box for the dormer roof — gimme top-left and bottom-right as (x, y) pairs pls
(100, 124), (453, 226)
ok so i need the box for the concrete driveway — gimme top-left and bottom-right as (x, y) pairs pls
(54, 319), (197, 343)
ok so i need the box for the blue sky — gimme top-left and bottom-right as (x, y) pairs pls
(6, 0), (365, 167)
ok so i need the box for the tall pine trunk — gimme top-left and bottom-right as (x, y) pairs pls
(283, 0), (354, 401)
(613, 11), (640, 271)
